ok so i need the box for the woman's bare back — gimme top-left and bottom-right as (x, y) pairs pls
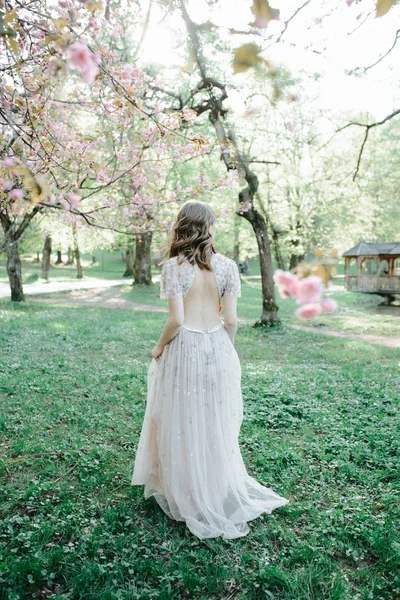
(183, 263), (221, 331)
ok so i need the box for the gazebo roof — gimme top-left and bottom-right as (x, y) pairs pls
(343, 241), (400, 257)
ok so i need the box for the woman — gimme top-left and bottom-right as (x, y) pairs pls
(131, 200), (289, 539)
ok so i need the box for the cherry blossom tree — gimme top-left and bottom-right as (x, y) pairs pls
(0, 0), (210, 299)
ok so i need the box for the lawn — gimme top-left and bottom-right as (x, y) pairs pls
(0, 251), (133, 284)
(0, 292), (399, 599)
(123, 276), (400, 340)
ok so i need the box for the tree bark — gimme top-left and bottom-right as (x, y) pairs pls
(179, 0), (279, 325)
(72, 225), (83, 279)
(272, 229), (286, 271)
(233, 218), (240, 264)
(66, 246), (74, 265)
(288, 215), (304, 269)
(240, 202), (279, 325)
(6, 237), (25, 301)
(41, 234), (52, 280)
(134, 232), (152, 284)
(56, 249), (63, 264)
(124, 245), (135, 277)
(1, 204), (42, 301)
(289, 252), (305, 270)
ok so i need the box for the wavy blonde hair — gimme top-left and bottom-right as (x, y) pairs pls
(162, 200), (216, 271)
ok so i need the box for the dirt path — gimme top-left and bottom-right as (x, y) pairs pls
(0, 277), (134, 299)
(27, 284), (168, 313)
(19, 285), (400, 349)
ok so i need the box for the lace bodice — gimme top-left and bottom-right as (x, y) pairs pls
(160, 253), (241, 300)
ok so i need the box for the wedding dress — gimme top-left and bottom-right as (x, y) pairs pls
(131, 252), (289, 539)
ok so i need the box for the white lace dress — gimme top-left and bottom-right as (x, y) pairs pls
(131, 252), (289, 539)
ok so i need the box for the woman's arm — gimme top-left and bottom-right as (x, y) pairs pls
(151, 296), (184, 359)
(223, 295), (238, 344)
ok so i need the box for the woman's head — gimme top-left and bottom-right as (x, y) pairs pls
(166, 200), (216, 270)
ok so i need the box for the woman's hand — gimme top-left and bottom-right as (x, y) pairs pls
(151, 345), (164, 360)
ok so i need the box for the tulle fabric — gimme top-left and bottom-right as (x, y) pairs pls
(131, 321), (289, 540)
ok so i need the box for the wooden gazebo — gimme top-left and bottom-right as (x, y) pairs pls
(343, 241), (400, 302)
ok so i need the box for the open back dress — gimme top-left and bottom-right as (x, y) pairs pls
(131, 252), (289, 539)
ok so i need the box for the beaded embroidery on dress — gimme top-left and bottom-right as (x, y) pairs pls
(131, 253), (289, 539)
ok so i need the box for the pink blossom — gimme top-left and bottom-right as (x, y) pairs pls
(296, 275), (322, 305)
(82, 58), (100, 84)
(277, 286), (292, 299)
(9, 188), (24, 201)
(66, 41), (99, 85)
(2, 179), (12, 191)
(182, 109), (197, 124)
(244, 107), (261, 117)
(67, 193), (81, 209)
(254, 17), (268, 28)
(321, 298), (338, 313)
(295, 303), (322, 320)
(60, 198), (69, 211)
(3, 157), (15, 168)
(273, 270), (298, 298)
(67, 40), (91, 70)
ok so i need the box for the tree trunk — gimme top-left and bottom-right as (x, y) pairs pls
(41, 234), (52, 280)
(134, 232), (152, 284)
(55, 249), (63, 264)
(72, 225), (83, 279)
(6, 237), (25, 301)
(1, 203), (42, 301)
(272, 229), (286, 271)
(288, 217), (304, 269)
(233, 218), (240, 264)
(35, 250), (40, 263)
(241, 206), (279, 325)
(179, 0), (279, 325)
(66, 246), (74, 265)
(124, 245), (134, 277)
(289, 251), (305, 270)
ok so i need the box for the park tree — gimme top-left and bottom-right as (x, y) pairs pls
(0, 0), (210, 300)
(133, 0), (393, 323)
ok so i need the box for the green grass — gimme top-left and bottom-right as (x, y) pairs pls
(0, 295), (399, 600)
(123, 276), (400, 340)
(0, 251), (140, 284)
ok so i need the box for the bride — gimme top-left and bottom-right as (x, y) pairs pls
(131, 200), (289, 539)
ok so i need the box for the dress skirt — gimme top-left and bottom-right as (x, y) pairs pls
(131, 320), (289, 540)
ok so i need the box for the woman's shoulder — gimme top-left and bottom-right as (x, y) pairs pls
(163, 253), (235, 269)
(162, 255), (193, 270)
(162, 256), (178, 266)
(213, 252), (236, 267)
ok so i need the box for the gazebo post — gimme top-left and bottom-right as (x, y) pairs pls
(356, 256), (362, 288)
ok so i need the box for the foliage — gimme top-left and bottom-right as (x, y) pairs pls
(0, 285), (399, 599)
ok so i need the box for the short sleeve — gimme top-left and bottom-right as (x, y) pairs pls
(160, 259), (183, 299)
(224, 260), (241, 297)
